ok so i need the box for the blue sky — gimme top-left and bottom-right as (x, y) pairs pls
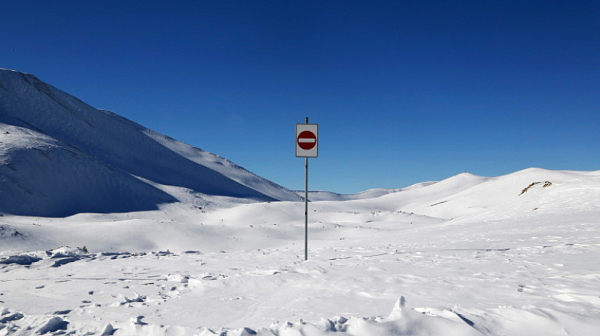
(2, 0), (599, 193)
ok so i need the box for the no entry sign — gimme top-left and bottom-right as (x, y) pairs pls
(296, 123), (318, 157)
(298, 131), (317, 150)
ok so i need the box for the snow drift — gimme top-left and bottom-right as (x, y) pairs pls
(0, 69), (301, 217)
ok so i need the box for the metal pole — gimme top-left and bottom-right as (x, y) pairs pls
(304, 117), (309, 261)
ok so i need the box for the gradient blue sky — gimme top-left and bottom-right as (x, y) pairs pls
(2, 0), (599, 193)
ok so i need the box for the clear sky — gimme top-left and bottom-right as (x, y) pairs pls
(2, 0), (599, 194)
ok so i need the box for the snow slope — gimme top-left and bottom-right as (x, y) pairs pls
(1, 168), (599, 335)
(0, 69), (301, 216)
(0, 124), (176, 217)
(300, 182), (437, 202)
(392, 168), (600, 220)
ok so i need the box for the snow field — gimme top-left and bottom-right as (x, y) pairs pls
(2, 168), (600, 335)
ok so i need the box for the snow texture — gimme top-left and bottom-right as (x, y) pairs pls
(1, 167), (599, 335)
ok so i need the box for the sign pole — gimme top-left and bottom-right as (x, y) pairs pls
(296, 117), (317, 261)
(304, 117), (309, 261)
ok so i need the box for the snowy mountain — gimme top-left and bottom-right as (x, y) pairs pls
(0, 69), (301, 217)
(2, 70), (600, 336)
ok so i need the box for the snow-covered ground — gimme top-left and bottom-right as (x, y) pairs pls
(2, 168), (600, 335)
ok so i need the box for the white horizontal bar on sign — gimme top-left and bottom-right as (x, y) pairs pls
(298, 139), (316, 143)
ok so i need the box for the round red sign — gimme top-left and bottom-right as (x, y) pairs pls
(297, 131), (317, 150)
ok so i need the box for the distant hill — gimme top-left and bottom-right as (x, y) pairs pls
(0, 69), (301, 217)
(299, 181), (438, 202)
(371, 168), (600, 221)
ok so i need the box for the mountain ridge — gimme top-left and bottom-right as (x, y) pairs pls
(0, 69), (301, 217)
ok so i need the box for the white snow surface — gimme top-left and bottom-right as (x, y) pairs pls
(1, 167), (600, 335)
